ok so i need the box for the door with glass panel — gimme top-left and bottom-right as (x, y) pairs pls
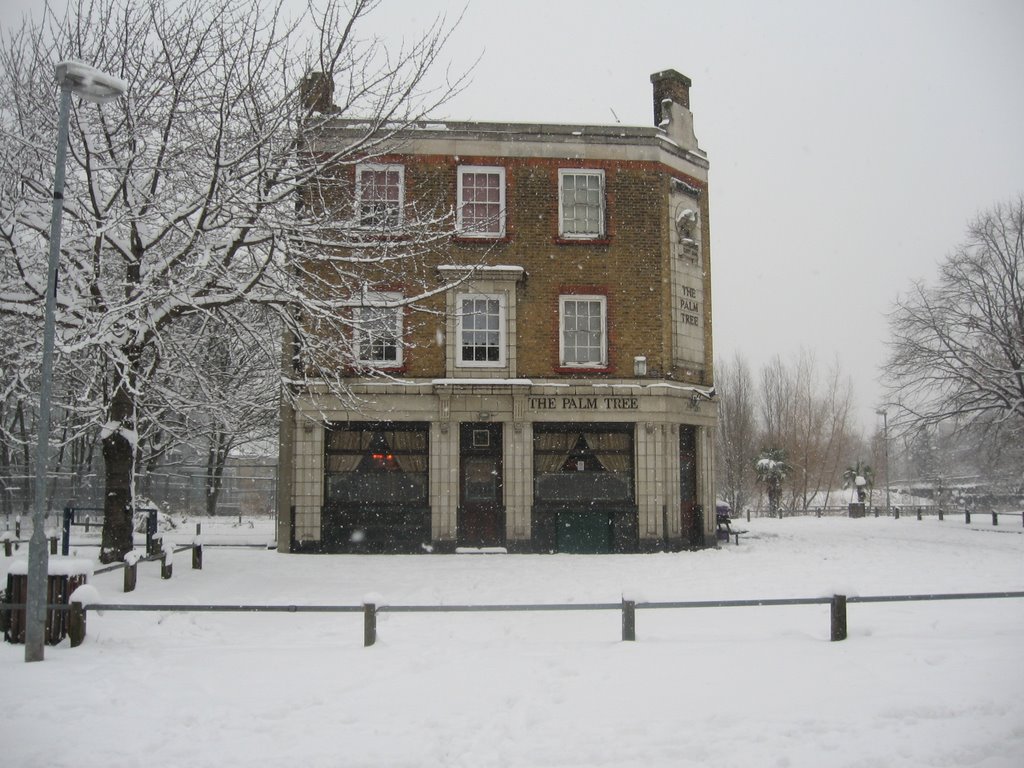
(458, 423), (505, 547)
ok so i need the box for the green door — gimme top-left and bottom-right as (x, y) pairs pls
(556, 507), (612, 553)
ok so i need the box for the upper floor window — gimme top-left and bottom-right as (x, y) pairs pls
(356, 164), (404, 228)
(457, 166), (505, 237)
(356, 292), (402, 367)
(558, 169), (605, 239)
(559, 295), (607, 367)
(458, 293), (505, 367)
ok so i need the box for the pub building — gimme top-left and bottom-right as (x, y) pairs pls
(277, 70), (718, 554)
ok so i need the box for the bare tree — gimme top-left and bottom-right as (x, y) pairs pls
(0, 0), (470, 561)
(715, 352), (757, 515)
(884, 196), (1024, 433)
(167, 311), (279, 516)
(755, 349), (859, 511)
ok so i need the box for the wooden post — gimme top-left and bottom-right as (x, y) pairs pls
(816, 508), (821, 518)
(894, 506), (900, 520)
(917, 508), (922, 521)
(196, 522), (202, 536)
(965, 507), (971, 524)
(49, 536), (58, 555)
(160, 553), (172, 580)
(3, 538), (11, 557)
(15, 518), (20, 538)
(938, 507), (943, 521)
(192, 543), (203, 570)
(830, 595), (847, 641)
(69, 601), (86, 647)
(621, 599), (636, 642)
(363, 603), (377, 647)
(62, 507), (72, 556)
(146, 509), (159, 555)
(992, 511), (998, 526)
(124, 562), (137, 592)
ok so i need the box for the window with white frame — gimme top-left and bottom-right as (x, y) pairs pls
(558, 169), (605, 238)
(355, 164), (404, 228)
(457, 166), (505, 237)
(356, 293), (403, 366)
(458, 293), (505, 366)
(559, 295), (607, 367)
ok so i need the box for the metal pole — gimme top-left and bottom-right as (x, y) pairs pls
(882, 411), (891, 517)
(25, 84), (72, 662)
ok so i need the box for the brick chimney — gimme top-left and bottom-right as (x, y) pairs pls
(650, 69), (691, 126)
(300, 71), (334, 114)
(650, 69), (698, 151)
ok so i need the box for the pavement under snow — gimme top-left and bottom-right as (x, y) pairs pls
(2, 515), (1023, 767)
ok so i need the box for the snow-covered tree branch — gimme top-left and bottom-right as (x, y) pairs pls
(0, 0), (471, 561)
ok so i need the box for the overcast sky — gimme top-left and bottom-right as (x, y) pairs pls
(4, 0), (1023, 433)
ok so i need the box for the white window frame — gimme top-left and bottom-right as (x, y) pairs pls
(355, 292), (403, 367)
(558, 169), (605, 239)
(355, 163), (404, 229)
(457, 165), (506, 238)
(559, 294), (607, 368)
(456, 293), (506, 368)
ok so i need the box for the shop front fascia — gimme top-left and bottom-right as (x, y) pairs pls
(279, 379), (717, 553)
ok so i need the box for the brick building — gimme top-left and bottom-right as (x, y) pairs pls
(277, 69), (718, 553)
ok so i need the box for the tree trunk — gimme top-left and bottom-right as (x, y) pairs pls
(205, 429), (230, 517)
(99, 366), (138, 564)
(100, 430), (134, 562)
(16, 402), (31, 517)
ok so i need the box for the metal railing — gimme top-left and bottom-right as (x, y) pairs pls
(20, 589), (1021, 649)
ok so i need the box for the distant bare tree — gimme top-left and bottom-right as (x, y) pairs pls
(715, 352), (757, 515)
(884, 196), (1024, 433)
(757, 350), (857, 511)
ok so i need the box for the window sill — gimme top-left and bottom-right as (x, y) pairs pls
(350, 364), (408, 375)
(553, 365), (613, 376)
(350, 231), (410, 243)
(554, 237), (610, 246)
(453, 234), (510, 245)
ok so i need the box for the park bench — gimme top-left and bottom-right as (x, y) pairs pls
(716, 512), (747, 545)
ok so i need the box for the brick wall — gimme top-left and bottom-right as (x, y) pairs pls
(319, 151), (711, 384)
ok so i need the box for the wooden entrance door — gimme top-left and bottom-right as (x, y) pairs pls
(680, 425), (701, 546)
(458, 423), (504, 547)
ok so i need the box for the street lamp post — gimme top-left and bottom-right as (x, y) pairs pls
(875, 408), (892, 519)
(25, 61), (126, 662)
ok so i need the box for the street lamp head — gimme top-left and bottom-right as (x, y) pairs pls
(875, 408), (887, 417)
(56, 60), (127, 103)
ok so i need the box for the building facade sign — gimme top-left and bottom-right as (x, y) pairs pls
(528, 395), (640, 411)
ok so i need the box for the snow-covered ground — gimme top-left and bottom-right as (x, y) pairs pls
(3, 516), (1023, 768)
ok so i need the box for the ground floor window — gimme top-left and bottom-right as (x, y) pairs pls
(322, 422), (429, 552)
(533, 423), (634, 502)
